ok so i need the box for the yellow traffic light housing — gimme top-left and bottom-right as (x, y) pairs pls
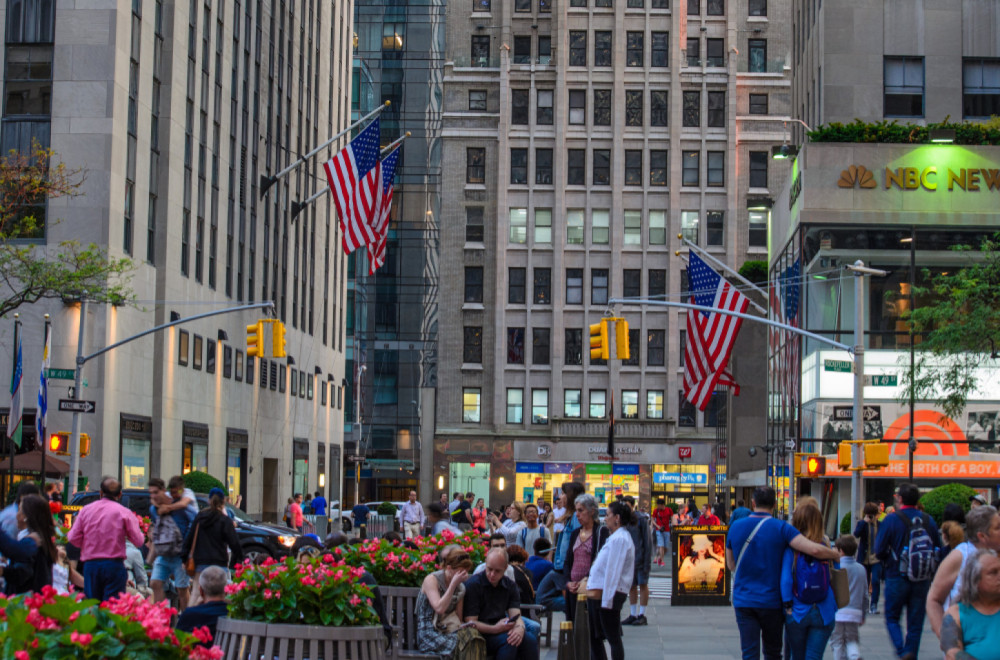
(837, 442), (853, 470)
(864, 441), (890, 469)
(247, 320), (264, 358)
(589, 321), (609, 361)
(272, 320), (287, 358)
(49, 432), (90, 457)
(804, 455), (826, 477)
(615, 318), (630, 361)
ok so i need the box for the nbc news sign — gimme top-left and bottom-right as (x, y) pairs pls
(838, 164), (1000, 192)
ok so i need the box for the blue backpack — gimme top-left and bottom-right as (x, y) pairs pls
(893, 511), (938, 582)
(792, 552), (830, 604)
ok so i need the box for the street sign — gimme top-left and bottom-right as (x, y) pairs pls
(45, 368), (75, 380)
(832, 405), (881, 421)
(823, 359), (852, 373)
(346, 455), (365, 463)
(864, 374), (898, 387)
(58, 399), (96, 413)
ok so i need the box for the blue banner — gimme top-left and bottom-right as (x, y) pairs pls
(516, 462), (545, 473)
(544, 462), (573, 474)
(653, 472), (707, 485)
(613, 464), (640, 475)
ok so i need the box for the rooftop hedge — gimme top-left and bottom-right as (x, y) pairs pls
(807, 118), (1000, 145)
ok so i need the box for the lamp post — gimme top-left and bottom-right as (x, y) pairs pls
(901, 228), (917, 481)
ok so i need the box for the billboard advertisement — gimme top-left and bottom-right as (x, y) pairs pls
(671, 525), (729, 606)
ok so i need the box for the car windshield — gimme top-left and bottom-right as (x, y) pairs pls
(227, 505), (252, 521)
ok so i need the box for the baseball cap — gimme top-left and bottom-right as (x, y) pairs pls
(970, 493), (987, 505)
(209, 487), (227, 499)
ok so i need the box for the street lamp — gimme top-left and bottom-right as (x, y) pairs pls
(901, 229), (917, 480)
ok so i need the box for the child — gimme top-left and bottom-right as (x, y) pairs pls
(830, 535), (869, 660)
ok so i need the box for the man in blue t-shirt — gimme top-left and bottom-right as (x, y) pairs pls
(725, 486), (839, 660)
(312, 491), (328, 517)
(352, 497), (370, 531)
(874, 482), (942, 660)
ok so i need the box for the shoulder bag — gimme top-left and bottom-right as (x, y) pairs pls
(184, 523), (200, 577)
(734, 517), (768, 578)
(829, 562), (850, 608)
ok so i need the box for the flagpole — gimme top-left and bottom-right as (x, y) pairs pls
(8, 314), (19, 497)
(259, 101), (390, 197)
(69, 299), (87, 495)
(39, 315), (49, 490)
(676, 237), (769, 314)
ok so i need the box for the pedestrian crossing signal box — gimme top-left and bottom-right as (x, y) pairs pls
(49, 432), (91, 457)
(793, 453), (825, 478)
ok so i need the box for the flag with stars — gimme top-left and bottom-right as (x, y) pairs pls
(8, 330), (23, 448)
(36, 323), (50, 440)
(323, 118), (381, 254)
(367, 145), (401, 274)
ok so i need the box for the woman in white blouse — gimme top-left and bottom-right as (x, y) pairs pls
(585, 500), (635, 660)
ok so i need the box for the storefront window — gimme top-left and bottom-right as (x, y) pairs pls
(227, 446), (243, 502)
(450, 462), (491, 507)
(651, 463), (709, 503)
(515, 462), (573, 506)
(121, 437), (150, 489)
(293, 456), (309, 497)
(586, 464), (640, 505)
(183, 442), (208, 474)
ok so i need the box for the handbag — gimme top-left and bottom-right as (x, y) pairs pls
(184, 523), (200, 578)
(830, 563), (850, 609)
(433, 610), (464, 634)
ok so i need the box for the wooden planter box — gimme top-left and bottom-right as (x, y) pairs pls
(215, 617), (386, 660)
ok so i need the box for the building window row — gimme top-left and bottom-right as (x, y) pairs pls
(563, 88), (669, 128)
(569, 30), (671, 69)
(501, 388), (666, 424)
(508, 208), (667, 248)
(510, 35), (552, 65)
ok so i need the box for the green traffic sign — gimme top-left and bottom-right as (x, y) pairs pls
(865, 374), (898, 387)
(45, 368), (75, 380)
(823, 359), (852, 373)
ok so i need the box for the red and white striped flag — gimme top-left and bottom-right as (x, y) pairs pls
(683, 252), (749, 410)
(323, 118), (381, 254)
(367, 145), (401, 274)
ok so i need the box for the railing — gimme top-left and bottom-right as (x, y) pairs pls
(551, 417), (674, 439)
(451, 54), (501, 68)
(737, 57), (788, 74)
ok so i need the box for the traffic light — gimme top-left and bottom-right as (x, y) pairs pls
(589, 320), (609, 361)
(864, 441), (890, 469)
(615, 318), (630, 361)
(271, 320), (287, 358)
(48, 432), (90, 457)
(247, 320), (265, 358)
(837, 442), (853, 470)
(804, 455), (826, 477)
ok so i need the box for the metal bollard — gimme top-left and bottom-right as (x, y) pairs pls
(557, 621), (576, 660)
(574, 593), (590, 660)
(360, 523), (367, 540)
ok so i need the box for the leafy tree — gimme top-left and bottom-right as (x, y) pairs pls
(739, 260), (768, 285)
(901, 234), (1000, 420)
(0, 142), (133, 318)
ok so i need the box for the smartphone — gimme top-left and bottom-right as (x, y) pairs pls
(506, 614), (521, 624)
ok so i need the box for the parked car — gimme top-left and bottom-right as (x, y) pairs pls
(67, 490), (300, 562)
(326, 500), (353, 532)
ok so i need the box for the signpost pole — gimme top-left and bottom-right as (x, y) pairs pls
(851, 263), (866, 533)
(69, 299), (87, 496)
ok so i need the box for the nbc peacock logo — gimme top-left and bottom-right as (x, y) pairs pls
(838, 165), (877, 189)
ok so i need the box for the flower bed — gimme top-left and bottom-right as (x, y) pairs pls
(0, 587), (221, 659)
(336, 529), (488, 587)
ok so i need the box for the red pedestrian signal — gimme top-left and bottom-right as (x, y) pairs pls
(805, 456), (826, 477)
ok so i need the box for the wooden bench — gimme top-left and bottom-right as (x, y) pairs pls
(381, 586), (441, 660)
(215, 617), (386, 660)
(521, 604), (553, 649)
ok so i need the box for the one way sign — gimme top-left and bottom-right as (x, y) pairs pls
(58, 399), (96, 414)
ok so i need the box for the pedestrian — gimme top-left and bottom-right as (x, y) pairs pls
(463, 547), (539, 660)
(874, 482), (942, 660)
(651, 498), (674, 567)
(454, 492), (474, 531)
(312, 490), (328, 518)
(829, 535), (868, 660)
(970, 493), (987, 510)
(471, 498), (489, 534)
(181, 488), (244, 607)
(508, 545), (536, 605)
(927, 504), (1000, 640)
(449, 492), (463, 517)
(730, 500), (752, 525)
(415, 547), (486, 660)
(526, 537), (554, 589)
(176, 565), (231, 646)
(440, 492), (451, 509)
(563, 493), (610, 622)
(400, 490), (427, 539)
(430, 502), (458, 535)
(725, 486), (839, 660)
(283, 497), (294, 526)
(781, 501), (836, 660)
(586, 500), (635, 660)
(698, 501), (721, 526)
(621, 495), (651, 626)
(0, 481), (39, 537)
(0, 494), (58, 594)
(853, 502), (882, 615)
(303, 493), (314, 515)
(551, 492), (568, 543)
(149, 476), (198, 610)
(352, 496), (370, 531)
(535, 481), (585, 613)
(490, 502), (527, 548)
(472, 534), (517, 582)
(939, 549), (1000, 660)
(290, 493), (305, 532)
(66, 477), (145, 601)
(516, 503), (549, 550)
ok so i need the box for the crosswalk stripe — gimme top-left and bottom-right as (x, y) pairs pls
(647, 576), (672, 600)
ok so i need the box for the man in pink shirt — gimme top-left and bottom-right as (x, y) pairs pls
(290, 493), (304, 532)
(67, 477), (145, 600)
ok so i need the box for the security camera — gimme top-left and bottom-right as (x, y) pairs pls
(748, 446), (758, 457)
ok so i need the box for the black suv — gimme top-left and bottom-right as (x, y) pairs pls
(67, 490), (300, 562)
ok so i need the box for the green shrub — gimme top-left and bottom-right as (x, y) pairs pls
(920, 483), (977, 526)
(807, 118), (1000, 145)
(377, 501), (398, 516)
(180, 470), (226, 494)
(739, 260), (768, 286)
(840, 512), (852, 535)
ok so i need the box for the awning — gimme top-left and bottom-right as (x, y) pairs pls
(721, 469), (767, 488)
(0, 450), (74, 478)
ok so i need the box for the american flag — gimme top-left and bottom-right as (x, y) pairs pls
(771, 258), (801, 421)
(683, 252), (750, 410)
(323, 118), (381, 254)
(367, 145), (401, 274)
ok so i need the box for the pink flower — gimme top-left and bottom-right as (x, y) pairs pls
(15, 651), (29, 660)
(70, 631), (93, 646)
(192, 626), (214, 644)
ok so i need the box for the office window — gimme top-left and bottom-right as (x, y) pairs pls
(681, 211), (699, 244)
(625, 332), (642, 365)
(531, 389), (549, 424)
(223, 345), (232, 379)
(649, 210), (666, 245)
(708, 91), (725, 127)
(749, 151), (768, 188)
(178, 330), (189, 366)
(532, 327), (550, 364)
(705, 390), (725, 427)
(681, 268), (689, 295)
(706, 39), (724, 67)
(706, 211), (724, 246)
(467, 147), (485, 183)
(652, 0), (668, 7)
(683, 91), (700, 126)
(567, 209), (584, 244)
(884, 56), (924, 117)
(463, 326), (483, 363)
(466, 207), (484, 242)
(507, 327), (525, 364)
(474, 0), (490, 10)
(510, 148), (528, 184)
(564, 389), (582, 417)
(749, 93), (768, 114)
(465, 266), (483, 302)
(595, 32), (612, 67)
(687, 0), (698, 14)
(463, 388), (481, 423)
(622, 390), (639, 418)
(471, 35), (491, 66)
(592, 268), (609, 304)
(594, 90), (611, 126)
(651, 90), (668, 126)
(707, 151), (724, 187)
(4, 47), (52, 116)
(513, 35), (531, 62)
(964, 59), (1000, 117)
(647, 329), (665, 365)
(748, 39), (766, 72)
(624, 211), (642, 245)
(569, 90), (586, 124)
(679, 329), (687, 366)
(651, 32), (669, 67)
(509, 267), (526, 303)
(590, 390), (607, 418)
(538, 36), (551, 63)
(568, 149), (586, 185)
(749, 210), (767, 247)
(565, 328), (583, 365)
(569, 31), (587, 66)
(533, 268), (551, 304)
(535, 208), (552, 243)
(682, 151), (700, 186)
(592, 209), (609, 244)
(749, 0), (766, 15)
(623, 269), (641, 298)
(686, 38), (700, 67)
(650, 150), (667, 186)
(516, 0), (531, 10)
(625, 150), (642, 185)
(626, 90), (643, 127)
(537, 90), (553, 124)
(536, 149), (553, 185)
(627, 32), (644, 67)
(679, 390), (696, 426)
(509, 207), (527, 243)
(469, 89), (488, 111)
(707, 0), (722, 14)
(593, 150), (610, 185)
(649, 269), (666, 298)
(512, 89), (529, 124)
(566, 268), (583, 303)
(647, 391), (664, 419)
(507, 388), (524, 424)
(192, 335), (203, 370)
(571, 0), (585, 7)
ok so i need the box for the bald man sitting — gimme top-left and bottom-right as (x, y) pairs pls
(463, 548), (540, 660)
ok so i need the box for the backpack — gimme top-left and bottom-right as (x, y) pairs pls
(893, 511), (937, 581)
(791, 551), (831, 605)
(152, 514), (184, 556)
